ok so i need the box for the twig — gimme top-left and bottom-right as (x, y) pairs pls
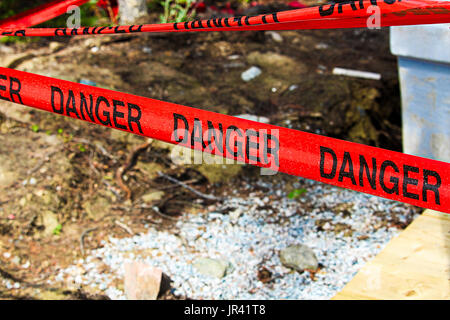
(0, 199), (10, 206)
(88, 150), (100, 175)
(116, 139), (153, 200)
(27, 147), (64, 175)
(103, 180), (121, 199)
(153, 178), (198, 190)
(140, 218), (161, 225)
(140, 204), (179, 221)
(80, 227), (98, 256)
(157, 172), (222, 201)
(0, 267), (22, 282)
(73, 138), (116, 160)
(114, 220), (133, 235)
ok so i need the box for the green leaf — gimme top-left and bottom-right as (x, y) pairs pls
(53, 224), (62, 236)
(288, 188), (307, 199)
(31, 124), (39, 133)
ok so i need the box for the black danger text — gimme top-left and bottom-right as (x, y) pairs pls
(172, 113), (280, 170)
(50, 86), (143, 133)
(320, 146), (442, 205)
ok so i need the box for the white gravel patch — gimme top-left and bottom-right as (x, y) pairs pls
(52, 178), (418, 300)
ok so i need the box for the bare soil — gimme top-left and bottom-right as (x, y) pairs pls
(0, 8), (418, 299)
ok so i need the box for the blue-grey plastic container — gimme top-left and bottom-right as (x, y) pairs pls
(390, 22), (450, 162)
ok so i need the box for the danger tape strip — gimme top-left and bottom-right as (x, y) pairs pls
(0, 0), (89, 29)
(1, 0), (449, 37)
(0, 67), (449, 213)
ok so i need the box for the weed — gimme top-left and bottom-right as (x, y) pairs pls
(159, 0), (196, 23)
(288, 188), (307, 199)
(53, 224), (63, 236)
(31, 124), (40, 133)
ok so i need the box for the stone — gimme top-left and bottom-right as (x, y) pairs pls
(241, 66), (262, 82)
(210, 41), (234, 58)
(229, 208), (243, 223)
(124, 261), (162, 300)
(235, 114), (270, 124)
(196, 163), (242, 184)
(247, 51), (307, 78)
(0, 100), (31, 123)
(136, 162), (164, 180)
(266, 31), (283, 43)
(41, 210), (60, 237)
(0, 53), (35, 68)
(279, 245), (319, 272)
(110, 129), (144, 145)
(11, 256), (21, 265)
(49, 42), (64, 52)
(193, 258), (230, 279)
(0, 158), (18, 188)
(141, 190), (165, 203)
(82, 196), (111, 220)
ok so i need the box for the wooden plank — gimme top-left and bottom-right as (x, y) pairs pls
(333, 210), (450, 300)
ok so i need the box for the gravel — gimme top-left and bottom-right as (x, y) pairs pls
(51, 177), (418, 300)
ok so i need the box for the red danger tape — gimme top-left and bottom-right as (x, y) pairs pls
(1, 0), (450, 37)
(0, 0), (89, 30)
(0, 67), (449, 213)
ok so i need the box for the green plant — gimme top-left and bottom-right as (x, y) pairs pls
(159, 0), (195, 23)
(53, 224), (63, 236)
(288, 188), (307, 199)
(31, 124), (40, 133)
(0, 35), (38, 44)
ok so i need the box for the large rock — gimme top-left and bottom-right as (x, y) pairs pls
(279, 245), (319, 272)
(124, 261), (162, 300)
(0, 155), (18, 188)
(247, 51), (307, 78)
(141, 190), (165, 203)
(0, 53), (35, 68)
(0, 102), (32, 124)
(136, 161), (164, 180)
(193, 258), (230, 279)
(82, 196), (111, 221)
(196, 162), (243, 184)
(40, 210), (60, 237)
(110, 130), (145, 147)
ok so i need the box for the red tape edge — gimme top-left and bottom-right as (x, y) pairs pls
(1, 0), (450, 37)
(0, 67), (449, 213)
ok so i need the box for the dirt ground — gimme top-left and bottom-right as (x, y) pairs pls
(0, 6), (420, 299)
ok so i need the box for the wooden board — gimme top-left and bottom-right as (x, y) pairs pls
(333, 210), (450, 300)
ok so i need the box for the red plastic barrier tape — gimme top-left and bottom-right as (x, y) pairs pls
(0, 0), (89, 30)
(1, 0), (449, 37)
(0, 67), (449, 213)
